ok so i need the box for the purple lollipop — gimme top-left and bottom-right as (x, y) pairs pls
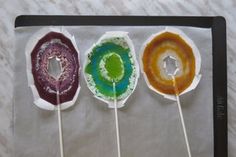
(26, 27), (80, 110)
(25, 27), (80, 157)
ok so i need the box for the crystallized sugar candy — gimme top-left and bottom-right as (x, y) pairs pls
(25, 27), (80, 110)
(141, 27), (201, 100)
(84, 31), (139, 108)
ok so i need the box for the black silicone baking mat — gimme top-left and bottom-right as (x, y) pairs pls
(14, 15), (227, 157)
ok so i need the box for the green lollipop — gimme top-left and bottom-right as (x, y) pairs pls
(84, 31), (139, 108)
(84, 31), (139, 157)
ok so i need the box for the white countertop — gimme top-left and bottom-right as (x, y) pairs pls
(0, 0), (235, 156)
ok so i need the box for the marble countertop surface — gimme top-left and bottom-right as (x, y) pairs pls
(0, 0), (235, 156)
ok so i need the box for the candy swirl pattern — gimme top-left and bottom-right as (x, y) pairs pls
(31, 32), (79, 105)
(142, 30), (197, 95)
(84, 33), (138, 103)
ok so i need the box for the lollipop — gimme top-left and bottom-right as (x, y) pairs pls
(25, 27), (80, 157)
(84, 31), (139, 157)
(141, 27), (201, 157)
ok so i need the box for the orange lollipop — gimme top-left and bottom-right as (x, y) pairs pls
(141, 27), (201, 157)
(141, 27), (201, 99)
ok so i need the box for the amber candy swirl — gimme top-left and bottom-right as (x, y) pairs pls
(142, 32), (196, 95)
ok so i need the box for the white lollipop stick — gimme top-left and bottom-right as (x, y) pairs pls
(48, 56), (65, 157)
(172, 76), (192, 157)
(56, 89), (64, 157)
(164, 56), (192, 157)
(113, 82), (121, 157)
